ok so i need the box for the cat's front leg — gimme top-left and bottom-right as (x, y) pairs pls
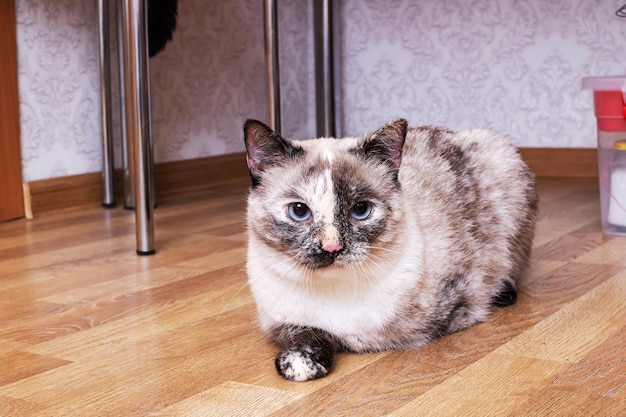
(269, 325), (336, 382)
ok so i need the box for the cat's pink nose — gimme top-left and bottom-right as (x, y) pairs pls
(322, 243), (343, 253)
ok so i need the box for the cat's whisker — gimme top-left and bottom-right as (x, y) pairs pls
(350, 260), (378, 292)
(364, 243), (396, 251)
(272, 255), (303, 282)
(343, 264), (361, 295)
(364, 244), (400, 256)
(361, 253), (389, 268)
(358, 249), (388, 274)
(273, 255), (294, 270)
(302, 265), (316, 291)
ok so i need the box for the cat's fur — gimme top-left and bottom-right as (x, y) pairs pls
(243, 119), (538, 382)
(148, 0), (178, 57)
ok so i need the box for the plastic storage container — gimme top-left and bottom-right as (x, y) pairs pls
(582, 76), (626, 236)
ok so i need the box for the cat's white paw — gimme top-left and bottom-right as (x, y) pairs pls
(275, 348), (330, 382)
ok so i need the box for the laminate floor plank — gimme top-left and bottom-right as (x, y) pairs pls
(0, 177), (624, 416)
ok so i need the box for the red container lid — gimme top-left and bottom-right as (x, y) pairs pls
(582, 76), (626, 91)
(582, 76), (626, 132)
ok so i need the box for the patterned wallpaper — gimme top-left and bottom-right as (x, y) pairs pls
(149, 0), (314, 162)
(15, 0), (626, 182)
(16, 0), (101, 182)
(339, 0), (626, 144)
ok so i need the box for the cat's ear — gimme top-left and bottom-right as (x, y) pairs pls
(243, 119), (302, 185)
(356, 118), (407, 173)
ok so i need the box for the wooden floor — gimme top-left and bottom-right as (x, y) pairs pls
(1, 176), (625, 416)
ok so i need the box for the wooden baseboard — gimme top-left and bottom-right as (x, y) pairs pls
(27, 153), (249, 216)
(22, 183), (33, 220)
(518, 148), (598, 179)
(25, 148), (599, 216)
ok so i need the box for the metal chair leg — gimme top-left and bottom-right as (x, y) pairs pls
(314, 0), (340, 138)
(98, 0), (116, 208)
(263, 0), (281, 133)
(116, 0), (135, 210)
(120, 0), (155, 255)
(264, 0), (339, 138)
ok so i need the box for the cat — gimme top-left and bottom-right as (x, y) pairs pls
(243, 118), (538, 382)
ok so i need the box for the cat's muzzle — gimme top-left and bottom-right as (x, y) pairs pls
(307, 248), (343, 269)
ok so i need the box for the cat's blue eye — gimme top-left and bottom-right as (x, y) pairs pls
(288, 202), (312, 222)
(350, 201), (372, 220)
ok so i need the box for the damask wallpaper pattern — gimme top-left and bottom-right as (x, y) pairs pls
(16, 0), (101, 181)
(339, 0), (626, 144)
(14, 0), (626, 181)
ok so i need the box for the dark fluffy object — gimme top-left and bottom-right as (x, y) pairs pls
(148, 0), (179, 57)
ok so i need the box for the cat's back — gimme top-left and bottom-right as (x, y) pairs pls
(401, 125), (526, 179)
(398, 125), (537, 278)
(400, 125), (535, 207)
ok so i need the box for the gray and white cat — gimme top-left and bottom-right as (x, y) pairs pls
(243, 118), (538, 382)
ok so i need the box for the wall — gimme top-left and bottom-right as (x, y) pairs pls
(16, 1), (101, 182)
(15, 0), (626, 182)
(339, 0), (626, 144)
(148, 0), (315, 162)
(15, 0), (313, 182)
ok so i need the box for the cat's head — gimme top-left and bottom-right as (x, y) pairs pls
(244, 119), (407, 271)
